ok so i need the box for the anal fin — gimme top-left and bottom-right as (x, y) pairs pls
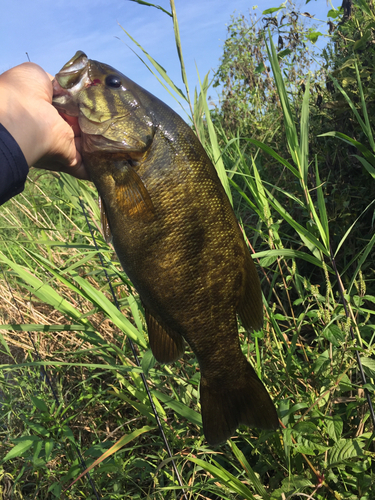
(145, 308), (185, 364)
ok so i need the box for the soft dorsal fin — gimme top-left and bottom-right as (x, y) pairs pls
(145, 308), (185, 364)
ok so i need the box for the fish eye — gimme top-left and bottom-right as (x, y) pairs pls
(105, 75), (122, 88)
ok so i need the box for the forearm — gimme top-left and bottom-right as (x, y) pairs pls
(0, 123), (29, 205)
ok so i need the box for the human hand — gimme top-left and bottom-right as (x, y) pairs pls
(0, 62), (89, 180)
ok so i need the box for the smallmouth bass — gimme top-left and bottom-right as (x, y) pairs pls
(53, 51), (278, 445)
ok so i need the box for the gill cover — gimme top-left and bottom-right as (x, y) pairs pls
(53, 50), (155, 152)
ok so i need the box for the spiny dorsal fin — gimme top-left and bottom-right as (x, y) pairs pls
(145, 308), (185, 364)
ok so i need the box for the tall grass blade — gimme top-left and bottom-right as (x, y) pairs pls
(128, 0), (172, 17)
(319, 131), (375, 171)
(328, 70), (374, 150)
(230, 440), (271, 500)
(315, 157), (329, 249)
(264, 190), (329, 258)
(348, 231), (375, 294)
(197, 69), (232, 204)
(0, 252), (90, 325)
(188, 456), (257, 499)
(334, 199), (375, 257)
(266, 30), (299, 167)
(300, 77), (311, 186)
(65, 425), (155, 490)
(354, 60), (375, 151)
(253, 248), (331, 270)
(170, 0), (192, 110)
(119, 26), (187, 104)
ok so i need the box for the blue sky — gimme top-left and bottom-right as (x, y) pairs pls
(1, 0), (339, 118)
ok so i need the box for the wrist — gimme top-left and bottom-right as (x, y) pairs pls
(0, 72), (47, 167)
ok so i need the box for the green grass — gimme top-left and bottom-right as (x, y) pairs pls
(1, 1), (375, 499)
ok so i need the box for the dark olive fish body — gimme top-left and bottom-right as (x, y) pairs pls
(53, 52), (278, 445)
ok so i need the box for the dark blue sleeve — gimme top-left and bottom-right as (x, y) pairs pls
(0, 123), (29, 206)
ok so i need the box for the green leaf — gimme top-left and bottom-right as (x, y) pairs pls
(353, 30), (371, 51)
(313, 350), (329, 374)
(322, 324), (345, 346)
(272, 475), (314, 498)
(326, 416), (343, 442)
(327, 8), (342, 19)
(152, 389), (202, 427)
(338, 374), (353, 392)
(255, 62), (266, 73)
(306, 31), (322, 44)
(30, 396), (49, 413)
(141, 349), (156, 376)
(262, 6), (284, 14)
(334, 199), (375, 257)
(327, 438), (365, 467)
(277, 48), (292, 59)
(45, 439), (55, 462)
(259, 255), (278, 267)
(48, 482), (62, 498)
(294, 437), (329, 455)
(361, 357), (375, 378)
(2, 437), (40, 462)
(32, 439), (44, 466)
(23, 419), (50, 437)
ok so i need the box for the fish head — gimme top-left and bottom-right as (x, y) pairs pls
(53, 51), (154, 154)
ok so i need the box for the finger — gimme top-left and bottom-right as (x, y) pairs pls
(34, 154), (90, 180)
(59, 112), (81, 136)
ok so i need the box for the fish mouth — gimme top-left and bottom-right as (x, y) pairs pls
(52, 51), (92, 114)
(54, 51), (89, 90)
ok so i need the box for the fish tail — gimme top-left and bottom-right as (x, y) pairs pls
(200, 359), (278, 446)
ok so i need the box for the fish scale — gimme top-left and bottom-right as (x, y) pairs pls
(53, 50), (278, 445)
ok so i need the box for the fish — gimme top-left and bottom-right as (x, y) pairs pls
(52, 51), (278, 445)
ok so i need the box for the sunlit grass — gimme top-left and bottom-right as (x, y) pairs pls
(1, 1), (375, 499)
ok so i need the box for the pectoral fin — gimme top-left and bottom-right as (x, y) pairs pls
(99, 196), (112, 243)
(114, 163), (155, 221)
(145, 308), (185, 364)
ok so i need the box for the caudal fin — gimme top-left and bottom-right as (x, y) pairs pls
(200, 361), (278, 446)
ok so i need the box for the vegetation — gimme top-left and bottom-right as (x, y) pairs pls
(1, 0), (375, 499)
